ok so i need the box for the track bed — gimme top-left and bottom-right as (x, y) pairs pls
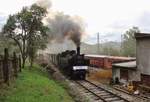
(76, 80), (130, 102)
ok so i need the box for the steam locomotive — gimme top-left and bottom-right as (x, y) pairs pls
(50, 46), (89, 80)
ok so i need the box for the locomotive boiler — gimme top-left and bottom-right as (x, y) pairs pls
(57, 46), (89, 80)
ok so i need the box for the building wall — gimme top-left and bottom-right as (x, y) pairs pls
(128, 70), (141, 81)
(141, 74), (150, 85)
(136, 39), (150, 75)
(104, 58), (112, 69)
(112, 67), (141, 82)
(89, 58), (104, 68)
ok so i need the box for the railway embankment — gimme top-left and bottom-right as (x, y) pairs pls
(0, 64), (74, 102)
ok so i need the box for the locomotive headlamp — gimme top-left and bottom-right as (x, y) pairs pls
(73, 66), (88, 70)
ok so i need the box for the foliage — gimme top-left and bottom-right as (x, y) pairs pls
(121, 27), (140, 57)
(2, 4), (49, 68)
(27, 30), (48, 68)
(0, 35), (19, 54)
(0, 64), (74, 102)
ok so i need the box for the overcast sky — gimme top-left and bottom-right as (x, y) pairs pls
(0, 0), (150, 44)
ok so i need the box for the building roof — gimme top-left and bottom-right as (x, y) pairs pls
(135, 33), (150, 39)
(112, 61), (136, 70)
(85, 54), (135, 60)
(85, 54), (107, 58)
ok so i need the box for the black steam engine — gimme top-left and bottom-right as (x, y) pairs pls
(51, 46), (89, 80)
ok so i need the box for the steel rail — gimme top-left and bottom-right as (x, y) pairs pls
(76, 80), (130, 102)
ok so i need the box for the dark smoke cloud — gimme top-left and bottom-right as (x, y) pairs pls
(36, 0), (85, 46)
(46, 12), (85, 46)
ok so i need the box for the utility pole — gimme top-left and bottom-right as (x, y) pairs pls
(97, 32), (100, 54)
(120, 34), (123, 54)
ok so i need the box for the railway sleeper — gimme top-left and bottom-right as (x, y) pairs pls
(94, 92), (102, 94)
(85, 84), (95, 87)
(104, 97), (121, 101)
(88, 87), (98, 90)
(111, 99), (125, 102)
(85, 92), (94, 96)
(96, 90), (107, 93)
(91, 88), (102, 92)
(94, 91), (106, 94)
(98, 93), (110, 96)
(102, 95), (116, 99)
(111, 100), (125, 102)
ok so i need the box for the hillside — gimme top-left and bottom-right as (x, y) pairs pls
(80, 41), (121, 54)
(38, 40), (121, 55)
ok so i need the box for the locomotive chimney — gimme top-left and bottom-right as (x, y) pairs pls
(77, 46), (80, 55)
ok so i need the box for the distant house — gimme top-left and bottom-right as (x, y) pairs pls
(112, 33), (150, 85)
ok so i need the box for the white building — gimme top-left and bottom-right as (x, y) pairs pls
(112, 33), (150, 85)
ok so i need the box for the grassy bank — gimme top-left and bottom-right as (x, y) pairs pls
(0, 65), (74, 102)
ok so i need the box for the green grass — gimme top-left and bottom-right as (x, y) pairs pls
(0, 65), (74, 102)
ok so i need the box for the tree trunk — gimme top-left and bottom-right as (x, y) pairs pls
(13, 52), (18, 77)
(3, 48), (9, 85)
(19, 55), (22, 72)
(22, 39), (26, 69)
(29, 59), (33, 69)
(22, 56), (25, 69)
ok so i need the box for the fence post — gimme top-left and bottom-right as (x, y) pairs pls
(3, 48), (9, 85)
(0, 58), (3, 83)
(13, 52), (17, 77)
(19, 55), (21, 72)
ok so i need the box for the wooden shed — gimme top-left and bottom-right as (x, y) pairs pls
(112, 61), (140, 84)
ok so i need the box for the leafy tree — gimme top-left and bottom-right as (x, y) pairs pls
(0, 34), (19, 54)
(2, 4), (49, 68)
(121, 27), (140, 57)
(27, 34), (47, 68)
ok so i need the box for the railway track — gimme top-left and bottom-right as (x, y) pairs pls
(113, 85), (150, 100)
(76, 80), (130, 102)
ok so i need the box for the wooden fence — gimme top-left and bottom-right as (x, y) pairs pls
(0, 48), (21, 85)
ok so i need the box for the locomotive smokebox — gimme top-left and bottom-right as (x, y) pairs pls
(77, 46), (80, 55)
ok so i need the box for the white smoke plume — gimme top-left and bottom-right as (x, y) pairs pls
(36, 0), (52, 9)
